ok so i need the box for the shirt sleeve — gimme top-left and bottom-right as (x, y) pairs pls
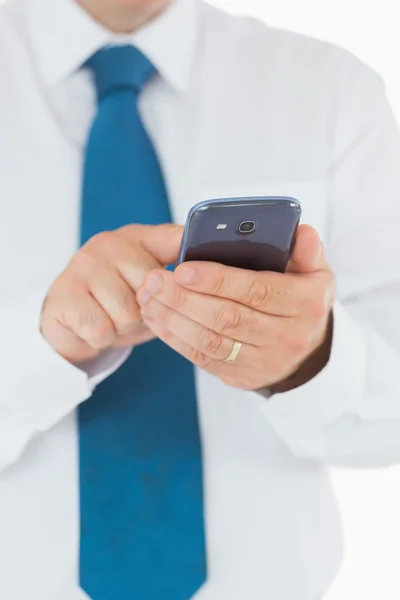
(0, 284), (131, 471)
(263, 55), (400, 467)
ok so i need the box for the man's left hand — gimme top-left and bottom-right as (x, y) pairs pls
(137, 225), (335, 391)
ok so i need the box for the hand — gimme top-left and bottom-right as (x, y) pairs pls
(137, 225), (335, 391)
(40, 224), (183, 365)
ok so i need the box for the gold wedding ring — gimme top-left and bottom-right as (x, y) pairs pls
(222, 340), (242, 364)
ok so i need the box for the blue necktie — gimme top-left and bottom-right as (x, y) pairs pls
(79, 46), (206, 600)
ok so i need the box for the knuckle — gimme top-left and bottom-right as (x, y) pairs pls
(72, 248), (98, 274)
(93, 230), (116, 251)
(119, 223), (140, 237)
(117, 225), (147, 250)
(210, 273), (228, 296)
(47, 279), (75, 320)
(160, 327), (173, 345)
(76, 308), (114, 347)
(114, 283), (135, 311)
(77, 306), (99, 331)
(170, 285), (187, 311)
(247, 313), (263, 336)
(150, 301), (170, 324)
(198, 328), (224, 356)
(77, 232), (114, 266)
(189, 347), (210, 368)
(89, 328), (115, 349)
(247, 277), (275, 308)
(213, 302), (242, 334)
(114, 286), (140, 327)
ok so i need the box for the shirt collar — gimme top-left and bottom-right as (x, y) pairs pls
(26, 0), (199, 92)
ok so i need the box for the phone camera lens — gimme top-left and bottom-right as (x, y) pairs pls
(238, 220), (256, 234)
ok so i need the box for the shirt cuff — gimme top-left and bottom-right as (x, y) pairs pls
(7, 287), (89, 424)
(1, 285), (132, 471)
(78, 346), (133, 389)
(0, 286), (89, 469)
(261, 300), (367, 458)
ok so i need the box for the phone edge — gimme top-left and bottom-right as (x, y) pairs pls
(177, 196), (302, 265)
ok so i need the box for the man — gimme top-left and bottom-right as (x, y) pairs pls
(0, 0), (399, 598)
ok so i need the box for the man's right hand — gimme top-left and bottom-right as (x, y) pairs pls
(40, 224), (183, 365)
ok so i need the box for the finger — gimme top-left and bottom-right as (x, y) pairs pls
(53, 281), (117, 350)
(87, 227), (181, 291)
(141, 315), (245, 375)
(116, 245), (164, 292)
(137, 269), (280, 344)
(141, 317), (214, 371)
(87, 266), (141, 335)
(140, 296), (241, 361)
(120, 223), (184, 267)
(112, 322), (155, 347)
(173, 260), (307, 317)
(41, 305), (99, 364)
(286, 224), (327, 274)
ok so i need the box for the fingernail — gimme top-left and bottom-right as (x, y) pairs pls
(146, 273), (163, 293)
(137, 288), (151, 304)
(176, 266), (199, 285)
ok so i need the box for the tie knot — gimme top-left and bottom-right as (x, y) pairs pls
(85, 45), (157, 102)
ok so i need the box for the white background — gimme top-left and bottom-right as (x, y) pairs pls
(1, 0), (400, 597)
(209, 1), (400, 599)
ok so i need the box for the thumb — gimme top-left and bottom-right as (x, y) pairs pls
(286, 224), (326, 274)
(125, 223), (184, 266)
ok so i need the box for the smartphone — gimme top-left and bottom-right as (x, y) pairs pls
(177, 196), (301, 272)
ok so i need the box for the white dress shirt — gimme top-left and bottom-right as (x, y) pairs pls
(1, 0), (400, 598)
